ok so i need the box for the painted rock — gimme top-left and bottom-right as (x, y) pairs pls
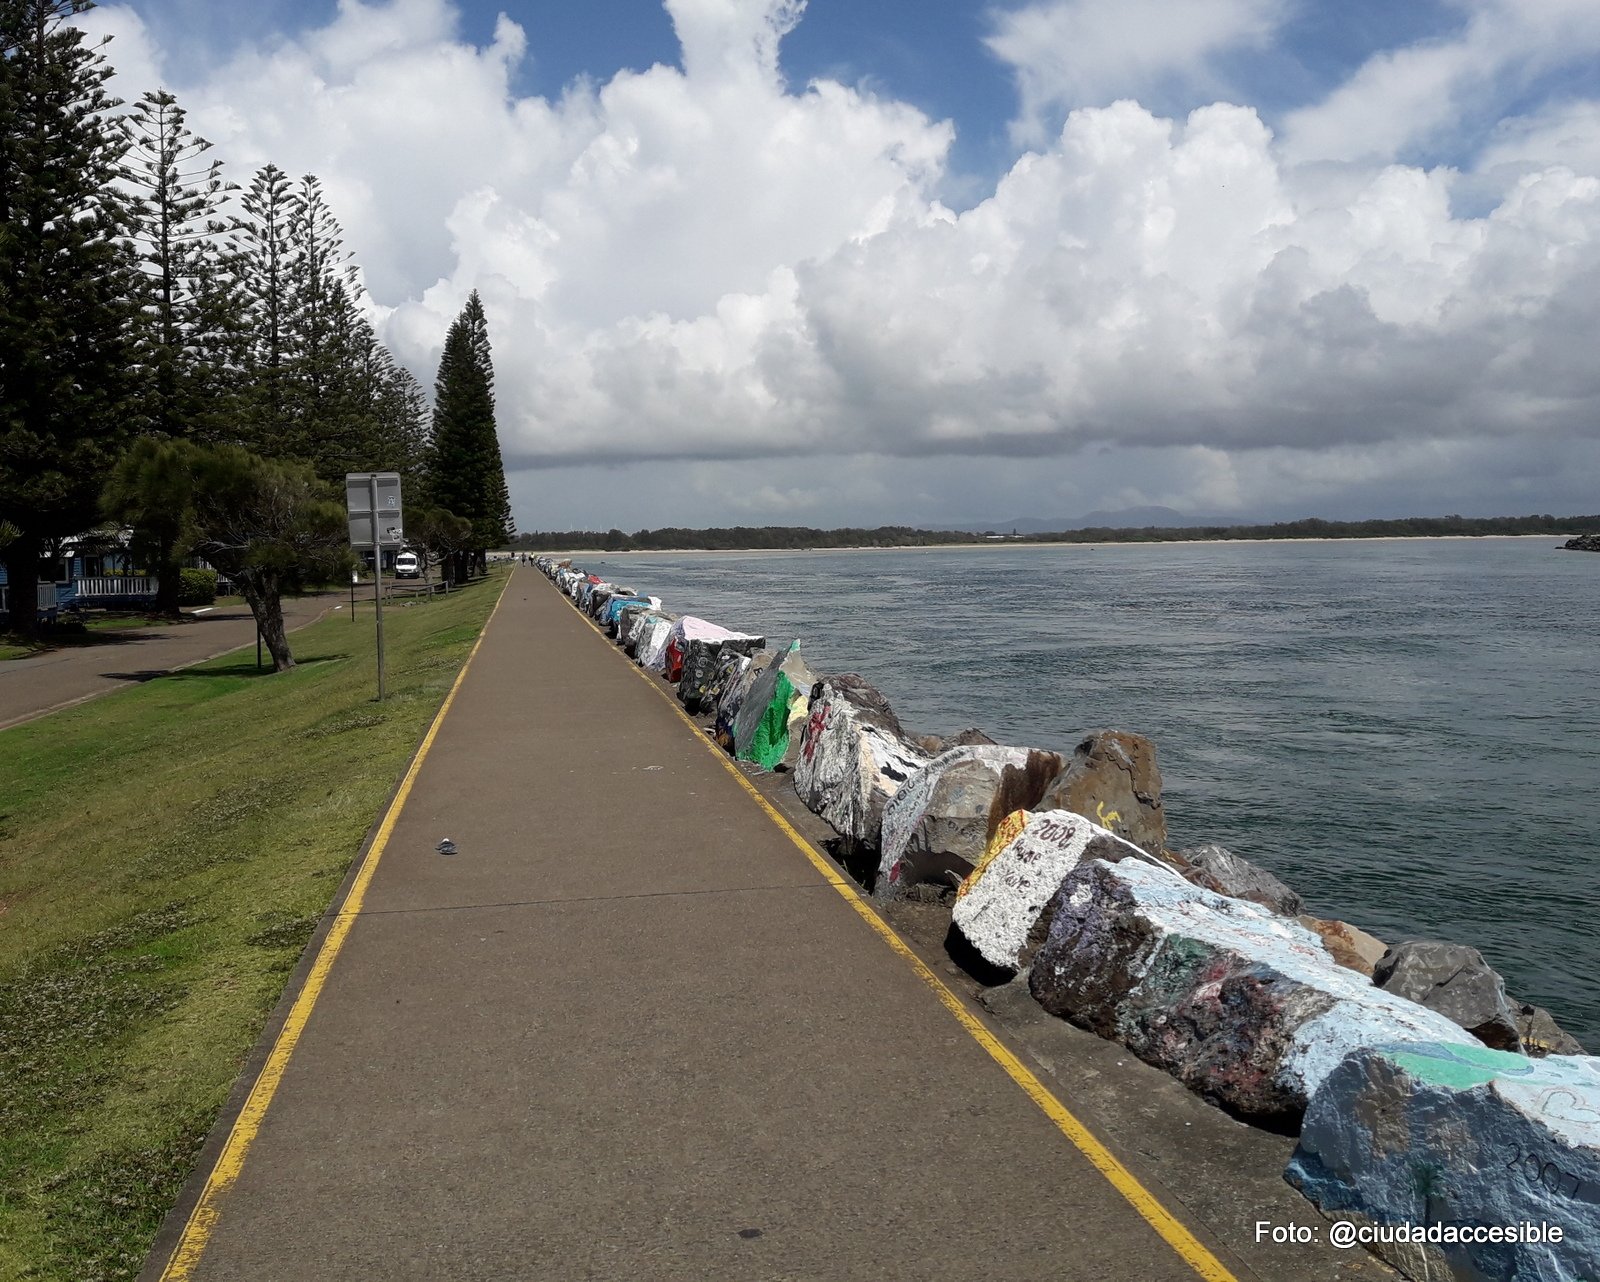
(792, 675), (926, 852)
(1028, 859), (1476, 1121)
(699, 647), (755, 721)
(615, 603), (652, 646)
(1516, 1005), (1588, 1059)
(876, 747), (1065, 902)
(733, 641), (815, 769)
(952, 809), (1155, 970)
(1289, 1042), (1600, 1281)
(636, 614), (678, 671)
(715, 652), (773, 753)
(678, 634), (765, 713)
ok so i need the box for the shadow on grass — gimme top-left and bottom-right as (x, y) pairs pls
(100, 655), (351, 684)
(171, 655), (352, 679)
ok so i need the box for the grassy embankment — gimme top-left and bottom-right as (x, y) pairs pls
(0, 572), (506, 1281)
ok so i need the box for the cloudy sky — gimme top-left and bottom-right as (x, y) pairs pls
(82, 0), (1600, 529)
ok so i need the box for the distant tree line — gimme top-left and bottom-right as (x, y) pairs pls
(509, 526), (981, 552)
(510, 513), (1600, 553)
(0, 1), (512, 665)
(1029, 513), (1600, 544)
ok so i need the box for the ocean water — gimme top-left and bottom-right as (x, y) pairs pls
(584, 539), (1600, 1047)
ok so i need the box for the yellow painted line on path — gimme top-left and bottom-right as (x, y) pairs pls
(562, 582), (1240, 1282)
(157, 574), (512, 1282)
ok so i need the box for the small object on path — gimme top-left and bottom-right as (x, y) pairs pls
(436, 838), (457, 856)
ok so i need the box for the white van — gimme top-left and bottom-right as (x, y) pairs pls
(394, 550), (421, 579)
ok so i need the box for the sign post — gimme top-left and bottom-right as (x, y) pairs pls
(345, 472), (404, 701)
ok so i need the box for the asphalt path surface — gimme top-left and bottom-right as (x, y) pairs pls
(143, 568), (1348, 1282)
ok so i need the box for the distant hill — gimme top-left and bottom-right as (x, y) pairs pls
(939, 505), (1222, 534)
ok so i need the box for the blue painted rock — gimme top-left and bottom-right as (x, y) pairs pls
(1028, 859), (1476, 1121)
(1289, 1042), (1600, 1281)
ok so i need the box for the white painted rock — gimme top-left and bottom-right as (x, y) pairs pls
(792, 675), (927, 851)
(1289, 1043), (1600, 1282)
(1028, 858), (1477, 1121)
(636, 615), (676, 670)
(874, 746), (1047, 901)
(951, 810), (1152, 970)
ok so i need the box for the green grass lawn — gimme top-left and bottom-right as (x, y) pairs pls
(0, 571), (506, 1282)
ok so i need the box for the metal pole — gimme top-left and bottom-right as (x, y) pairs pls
(350, 571), (356, 621)
(369, 475), (386, 700)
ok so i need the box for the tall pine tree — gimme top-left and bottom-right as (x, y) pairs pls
(429, 290), (512, 578)
(0, 0), (136, 637)
(120, 87), (234, 611)
(229, 162), (300, 456)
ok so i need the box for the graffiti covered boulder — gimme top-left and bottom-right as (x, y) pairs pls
(733, 641), (815, 769)
(1028, 859), (1475, 1121)
(951, 809), (1154, 970)
(792, 674), (927, 852)
(1289, 1042), (1600, 1282)
(875, 747), (1065, 902)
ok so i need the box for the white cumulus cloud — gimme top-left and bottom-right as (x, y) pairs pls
(77, 0), (1600, 526)
(984, 0), (1289, 145)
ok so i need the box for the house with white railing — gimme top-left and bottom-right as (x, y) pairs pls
(0, 529), (155, 621)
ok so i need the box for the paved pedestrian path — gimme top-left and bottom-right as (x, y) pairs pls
(146, 568), (1261, 1282)
(0, 592), (342, 730)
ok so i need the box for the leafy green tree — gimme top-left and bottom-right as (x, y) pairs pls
(429, 290), (513, 579)
(101, 436), (195, 612)
(408, 504), (473, 587)
(374, 359), (430, 479)
(0, 0), (136, 638)
(183, 443), (349, 671)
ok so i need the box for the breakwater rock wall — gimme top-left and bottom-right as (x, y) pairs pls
(537, 555), (1599, 1282)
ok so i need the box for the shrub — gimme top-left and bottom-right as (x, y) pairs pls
(177, 568), (218, 606)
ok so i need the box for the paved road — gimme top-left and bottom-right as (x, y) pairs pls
(0, 593), (344, 730)
(144, 568), (1278, 1281)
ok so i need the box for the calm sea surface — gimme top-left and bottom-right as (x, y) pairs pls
(584, 539), (1600, 1046)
